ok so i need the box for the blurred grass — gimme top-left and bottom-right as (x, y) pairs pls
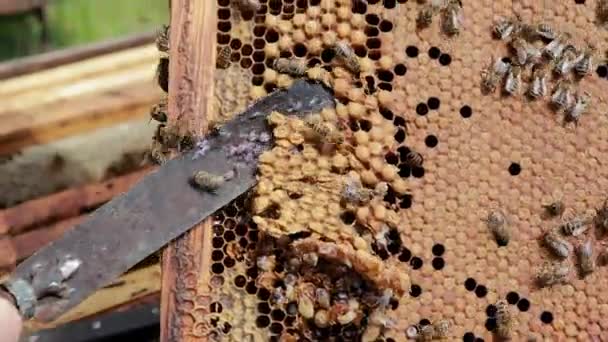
(0, 0), (168, 62)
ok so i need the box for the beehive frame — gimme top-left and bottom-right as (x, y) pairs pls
(159, 0), (608, 341)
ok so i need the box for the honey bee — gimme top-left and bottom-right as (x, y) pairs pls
(553, 44), (578, 76)
(543, 200), (565, 217)
(333, 41), (360, 74)
(536, 260), (570, 287)
(190, 170), (225, 192)
(341, 176), (388, 205)
(404, 150), (423, 168)
(304, 116), (344, 144)
(527, 64), (548, 99)
(534, 22), (558, 41)
(296, 283), (315, 319)
(510, 38), (540, 66)
(542, 229), (572, 259)
(216, 46), (231, 69)
(481, 57), (511, 93)
(503, 65), (522, 96)
(315, 288), (331, 309)
(485, 209), (510, 246)
(594, 199), (608, 233)
(156, 25), (170, 54)
(493, 15), (521, 41)
(550, 80), (573, 112)
(150, 98), (168, 123)
(156, 56), (169, 93)
(416, 324), (435, 341)
(574, 44), (596, 77)
(432, 319), (451, 339)
(441, 0), (463, 36)
(563, 92), (590, 126)
(577, 239), (595, 276)
(561, 215), (590, 236)
(495, 300), (513, 339)
(149, 142), (168, 165)
(273, 57), (307, 77)
(417, 4), (438, 28)
(543, 32), (572, 61)
(235, 0), (261, 13)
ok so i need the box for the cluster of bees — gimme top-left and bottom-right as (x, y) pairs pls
(537, 198), (608, 286)
(273, 40), (361, 78)
(483, 16), (596, 126)
(416, 0), (464, 36)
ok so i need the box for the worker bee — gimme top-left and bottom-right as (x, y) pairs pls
(574, 44), (596, 77)
(273, 57), (307, 77)
(333, 41), (360, 74)
(341, 176), (387, 205)
(493, 15), (521, 41)
(594, 199), (608, 233)
(553, 44), (578, 76)
(150, 98), (168, 123)
(417, 4), (437, 28)
(561, 215), (590, 236)
(432, 319), (451, 339)
(149, 141), (168, 165)
(441, 0), (463, 36)
(485, 209), (510, 246)
(550, 80), (573, 112)
(315, 288), (331, 309)
(404, 150), (423, 168)
(481, 57), (511, 93)
(494, 300), (513, 339)
(543, 33), (572, 61)
(503, 64), (522, 96)
(577, 240), (595, 276)
(534, 22), (558, 41)
(510, 38), (538, 66)
(416, 323), (435, 341)
(190, 170), (225, 192)
(527, 64), (548, 99)
(536, 260), (570, 287)
(542, 229), (571, 259)
(563, 92), (590, 126)
(543, 199), (565, 217)
(156, 25), (170, 54)
(216, 46), (231, 69)
(235, 0), (261, 13)
(304, 116), (344, 144)
(156, 56), (169, 93)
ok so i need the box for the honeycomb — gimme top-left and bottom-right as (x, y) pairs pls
(155, 0), (608, 340)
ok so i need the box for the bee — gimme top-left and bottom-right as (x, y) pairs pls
(534, 22), (558, 41)
(149, 141), (168, 165)
(503, 64), (522, 96)
(598, 0), (608, 25)
(432, 319), (451, 338)
(417, 4), (436, 28)
(273, 57), (307, 77)
(156, 56), (169, 93)
(216, 46), (231, 69)
(594, 199), (608, 233)
(304, 116), (344, 144)
(550, 80), (573, 112)
(493, 15), (521, 41)
(481, 57), (511, 93)
(537, 260), (570, 287)
(235, 0), (261, 13)
(341, 176), (388, 205)
(574, 44), (596, 77)
(404, 150), (423, 168)
(441, 0), (463, 36)
(156, 25), (170, 54)
(485, 209), (510, 246)
(543, 33), (572, 61)
(561, 215), (590, 236)
(598, 248), (608, 267)
(510, 38), (540, 66)
(564, 92), (590, 126)
(315, 288), (331, 309)
(150, 98), (168, 123)
(333, 41), (360, 74)
(495, 300), (513, 339)
(577, 239), (595, 276)
(190, 170), (225, 192)
(256, 255), (276, 272)
(416, 324), (435, 341)
(543, 199), (565, 217)
(542, 229), (572, 259)
(553, 44), (578, 76)
(527, 64), (548, 99)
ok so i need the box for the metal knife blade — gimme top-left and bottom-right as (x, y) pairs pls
(2, 80), (334, 323)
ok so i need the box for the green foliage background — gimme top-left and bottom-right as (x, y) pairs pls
(0, 0), (168, 61)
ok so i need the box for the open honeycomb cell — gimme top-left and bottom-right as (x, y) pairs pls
(159, 0), (608, 340)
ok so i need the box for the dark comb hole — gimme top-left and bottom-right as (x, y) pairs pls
(352, 0), (368, 14)
(340, 211), (356, 225)
(217, 33), (231, 45)
(218, 0), (230, 6)
(419, 319), (431, 326)
(365, 26), (380, 37)
(268, 0), (282, 11)
(365, 75), (376, 94)
(398, 164), (411, 178)
(464, 278), (477, 291)
(383, 0), (396, 9)
(439, 53), (452, 66)
(574, 0), (585, 4)
(475, 285), (488, 298)
(349, 119), (360, 132)
(321, 48), (336, 63)
(270, 322), (283, 334)
(210, 302), (223, 313)
(378, 82), (392, 91)
(366, 38), (382, 49)
(501, 56), (511, 64)
(280, 50), (293, 58)
(212, 263), (225, 274)
(540, 311), (554, 324)
(223, 257), (236, 268)
(212, 237), (224, 248)
(253, 25), (266, 37)
(264, 83), (277, 93)
(406, 45), (419, 58)
(258, 302), (271, 314)
(432, 243), (445, 256)
(463, 332), (475, 342)
(246, 266), (258, 279)
(377, 69), (394, 82)
(235, 224), (248, 236)
(241, 44), (253, 55)
(239, 237), (248, 248)
(428, 46), (441, 59)
(240, 58), (253, 69)
(380, 107), (394, 120)
(241, 10), (255, 20)
(385, 152), (399, 165)
(416, 103), (429, 115)
(394, 63), (407, 76)
(485, 318), (497, 332)
(230, 52), (241, 62)
(359, 120), (372, 131)
(394, 129), (406, 143)
(399, 247), (412, 262)
(253, 38), (266, 49)
(506, 291), (519, 304)
(368, 50), (381, 60)
(256, 315), (271, 328)
(508, 163), (521, 176)
(517, 298), (530, 312)
(460, 105), (472, 118)
(265, 29), (279, 42)
(596, 65), (608, 78)
(293, 43), (307, 57)
(252, 76), (264, 86)
(224, 230), (236, 241)
(271, 309), (286, 321)
(212, 250), (223, 261)
(410, 256), (423, 269)
(218, 9), (231, 20)
(365, 13), (380, 25)
(432, 257), (444, 270)
(219, 16), (233, 27)
(412, 167), (425, 178)
(308, 58), (322, 67)
(353, 44), (367, 57)
(230, 39), (242, 50)
(486, 304), (497, 317)
(379, 20), (393, 32)
(425, 135), (438, 148)
(397, 146), (410, 160)
(257, 288), (271, 301)
(409, 284), (422, 297)
(252, 50), (265, 62)
(427, 97), (440, 110)
(234, 275), (246, 287)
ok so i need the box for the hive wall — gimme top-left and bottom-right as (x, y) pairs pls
(182, 0), (608, 340)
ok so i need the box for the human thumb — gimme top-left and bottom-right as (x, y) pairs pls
(0, 296), (22, 342)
